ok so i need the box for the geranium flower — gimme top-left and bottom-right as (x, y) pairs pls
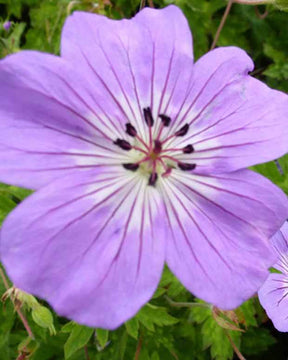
(0, 6), (288, 329)
(3, 20), (11, 32)
(259, 222), (288, 332)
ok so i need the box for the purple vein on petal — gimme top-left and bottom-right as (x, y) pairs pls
(185, 174), (276, 215)
(137, 185), (147, 277)
(161, 67), (185, 124)
(150, 42), (156, 117)
(173, 175), (267, 238)
(271, 279), (288, 285)
(38, 176), (138, 261)
(169, 58), (243, 138)
(157, 47), (175, 116)
(164, 178), (232, 271)
(1, 143), (128, 162)
(159, 179), (215, 285)
(88, 179), (145, 290)
(40, 124), (124, 156)
(180, 104), (244, 144)
(116, 35), (146, 139)
(97, 31), (138, 125)
(78, 48), (130, 136)
(29, 174), (131, 231)
(15, 79), (114, 141)
(1, 164), (123, 173)
(38, 65), (121, 139)
(167, 59), (225, 134)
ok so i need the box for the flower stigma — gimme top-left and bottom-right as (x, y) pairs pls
(113, 107), (196, 186)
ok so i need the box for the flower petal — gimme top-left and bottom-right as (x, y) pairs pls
(159, 169), (288, 309)
(270, 222), (288, 274)
(168, 47), (288, 172)
(258, 223), (288, 331)
(61, 5), (193, 140)
(258, 273), (288, 332)
(0, 51), (132, 189)
(0, 169), (165, 329)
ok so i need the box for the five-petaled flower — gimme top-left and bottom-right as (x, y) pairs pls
(0, 6), (288, 329)
(259, 222), (288, 332)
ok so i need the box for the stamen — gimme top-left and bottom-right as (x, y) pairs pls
(143, 107), (154, 127)
(162, 144), (195, 154)
(162, 167), (172, 178)
(159, 114), (171, 127)
(183, 144), (194, 154)
(125, 123), (137, 137)
(135, 134), (149, 151)
(175, 123), (189, 137)
(178, 162), (196, 171)
(148, 173), (158, 186)
(114, 138), (132, 151)
(123, 163), (139, 171)
(132, 146), (148, 154)
(153, 140), (162, 154)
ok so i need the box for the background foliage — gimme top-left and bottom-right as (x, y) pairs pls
(0, 0), (288, 359)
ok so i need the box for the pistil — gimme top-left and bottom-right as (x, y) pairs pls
(120, 110), (196, 185)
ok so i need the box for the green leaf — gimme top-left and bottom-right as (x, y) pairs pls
(190, 305), (241, 360)
(0, 195), (16, 225)
(276, 0), (288, 11)
(125, 317), (139, 339)
(137, 304), (178, 332)
(64, 324), (94, 359)
(202, 318), (241, 360)
(61, 321), (76, 333)
(151, 352), (160, 360)
(139, 347), (150, 360)
(241, 327), (276, 355)
(251, 155), (288, 194)
(238, 299), (258, 327)
(96, 328), (109, 349)
(189, 300), (211, 324)
(17, 337), (39, 357)
(113, 329), (127, 360)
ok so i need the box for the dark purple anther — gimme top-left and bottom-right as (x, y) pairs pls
(125, 123), (137, 137)
(143, 107), (154, 127)
(153, 140), (162, 154)
(182, 144), (194, 154)
(178, 162), (196, 171)
(175, 123), (189, 137)
(123, 163), (139, 171)
(159, 114), (171, 127)
(114, 138), (132, 151)
(148, 172), (158, 186)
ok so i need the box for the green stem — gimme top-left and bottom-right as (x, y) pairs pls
(211, 0), (234, 50)
(165, 295), (211, 308)
(0, 268), (35, 339)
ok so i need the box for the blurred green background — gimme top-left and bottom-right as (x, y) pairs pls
(1, 0), (288, 359)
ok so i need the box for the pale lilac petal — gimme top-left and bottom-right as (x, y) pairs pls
(61, 5), (193, 140)
(258, 273), (288, 332)
(160, 169), (288, 309)
(258, 223), (288, 332)
(270, 222), (288, 274)
(167, 47), (288, 172)
(0, 51), (131, 188)
(0, 169), (165, 329)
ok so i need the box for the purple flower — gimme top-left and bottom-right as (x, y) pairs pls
(0, 5), (288, 329)
(3, 21), (11, 32)
(258, 222), (288, 332)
